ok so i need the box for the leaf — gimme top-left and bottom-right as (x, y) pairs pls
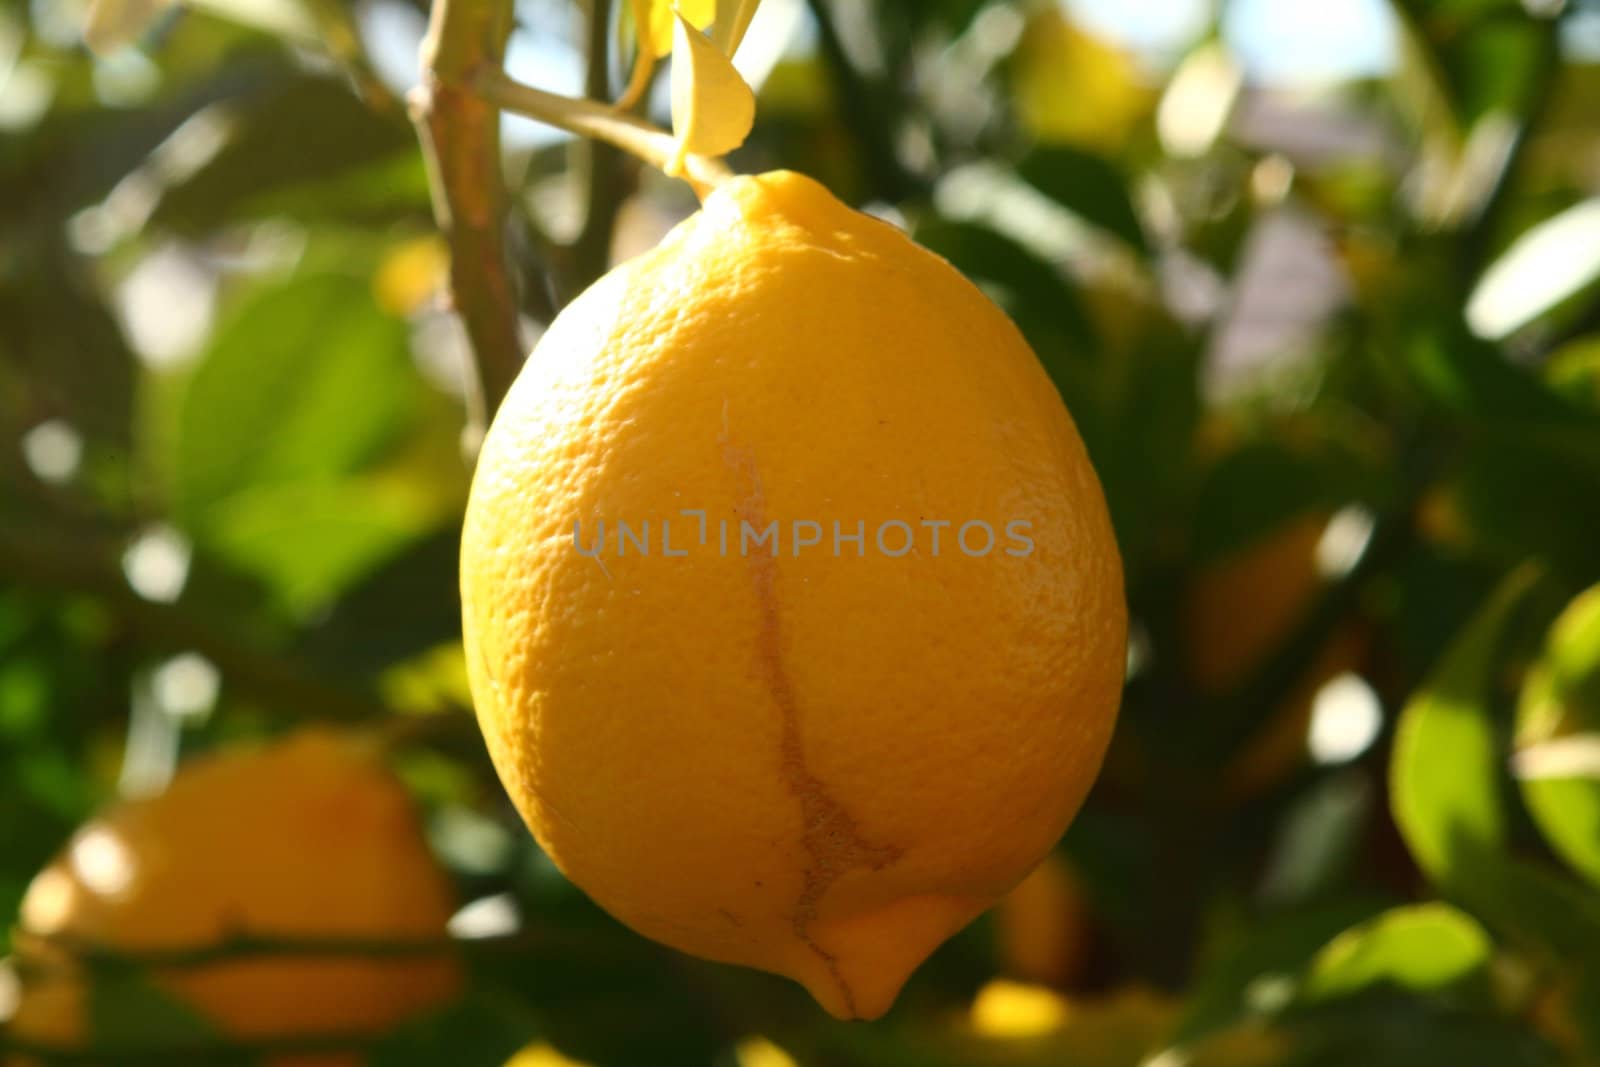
(669, 11), (755, 170)
(911, 218), (1095, 352)
(83, 0), (173, 54)
(1515, 584), (1600, 888)
(1016, 145), (1149, 256)
(172, 273), (416, 525)
(1390, 566), (1539, 886)
(370, 989), (534, 1067)
(1466, 199), (1600, 340)
(630, 0), (714, 58)
(203, 477), (442, 617)
(1172, 897), (1389, 1044)
(1302, 904), (1492, 1001)
(711, 0), (762, 55)
(88, 970), (222, 1052)
(152, 77), (421, 234)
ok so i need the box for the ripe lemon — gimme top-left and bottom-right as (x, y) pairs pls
(993, 851), (1091, 988)
(461, 170), (1126, 1019)
(1183, 513), (1365, 795)
(6, 730), (461, 1066)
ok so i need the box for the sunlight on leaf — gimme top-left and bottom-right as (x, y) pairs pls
(669, 10), (755, 173)
(631, 0), (714, 58)
(83, 0), (172, 54)
(711, 0), (762, 55)
(1303, 903), (1492, 1001)
(1390, 566), (1539, 885)
(1467, 198), (1600, 340)
(1515, 583), (1600, 889)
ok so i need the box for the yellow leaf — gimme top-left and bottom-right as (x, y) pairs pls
(711, 0), (762, 55)
(83, 0), (172, 54)
(631, 0), (713, 59)
(669, 10), (755, 172)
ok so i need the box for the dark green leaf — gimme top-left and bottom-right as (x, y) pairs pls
(1017, 145), (1149, 256)
(370, 989), (534, 1067)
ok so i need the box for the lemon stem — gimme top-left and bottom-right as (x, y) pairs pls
(472, 67), (731, 199)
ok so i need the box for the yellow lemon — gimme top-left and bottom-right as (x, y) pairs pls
(461, 170), (1126, 1019)
(6, 730), (461, 1066)
(994, 851), (1092, 988)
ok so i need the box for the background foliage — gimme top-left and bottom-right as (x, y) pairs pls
(4, 0), (1600, 1063)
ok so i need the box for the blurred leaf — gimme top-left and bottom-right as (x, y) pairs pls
(1280, 997), (1561, 1067)
(1302, 903), (1491, 1001)
(1393, 0), (1551, 131)
(298, 526), (463, 677)
(912, 217), (1095, 352)
(0, 248), (135, 445)
(151, 76), (419, 233)
(203, 477), (442, 617)
(371, 988), (534, 1067)
(1514, 583), (1600, 888)
(1173, 897), (1389, 1044)
(88, 970), (223, 1053)
(172, 272), (414, 523)
(1016, 146), (1148, 256)
(1466, 198), (1600, 339)
(84, 0), (175, 54)
(1390, 566), (1537, 885)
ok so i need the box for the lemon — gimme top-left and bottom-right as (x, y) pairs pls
(1183, 514), (1365, 796)
(6, 730), (461, 1066)
(461, 170), (1126, 1019)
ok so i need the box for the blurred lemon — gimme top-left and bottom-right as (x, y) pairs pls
(993, 851), (1091, 988)
(6, 730), (461, 1067)
(504, 1043), (594, 1067)
(1011, 9), (1150, 152)
(373, 235), (449, 317)
(1183, 514), (1366, 796)
(461, 170), (1127, 1019)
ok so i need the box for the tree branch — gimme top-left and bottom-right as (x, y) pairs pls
(573, 0), (630, 289)
(472, 68), (731, 197)
(411, 0), (524, 452)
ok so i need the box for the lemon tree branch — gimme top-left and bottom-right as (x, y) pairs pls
(574, 0), (629, 288)
(473, 67), (732, 198)
(411, 0), (523, 447)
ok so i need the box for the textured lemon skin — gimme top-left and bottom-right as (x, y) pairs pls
(461, 171), (1126, 1019)
(7, 732), (462, 1067)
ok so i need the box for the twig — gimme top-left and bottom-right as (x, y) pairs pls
(411, 0), (524, 451)
(573, 0), (630, 288)
(473, 67), (731, 198)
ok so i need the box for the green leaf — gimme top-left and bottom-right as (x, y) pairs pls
(1302, 903), (1492, 1001)
(912, 218), (1096, 351)
(1515, 584), (1600, 888)
(1016, 145), (1149, 256)
(1172, 897), (1390, 1044)
(203, 478), (442, 618)
(1390, 566), (1539, 886)
(151, 77), (420, 234)
(88, 970), (223, 1053)
(172, 272), (415, 524)
(370, 989), (533, 1067)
